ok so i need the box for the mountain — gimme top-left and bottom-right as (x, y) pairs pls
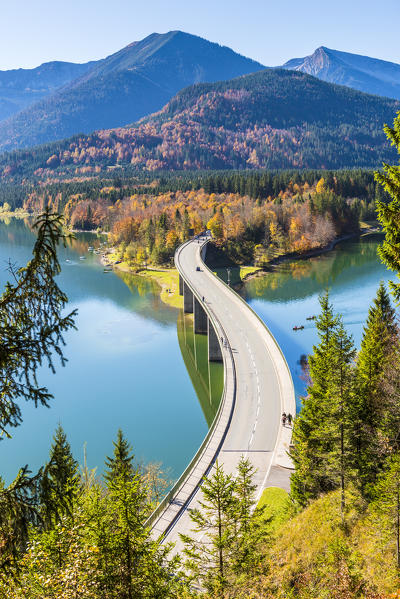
(0, 31), (265, 152)
(1, 69), (398, 179)
(0, 60), (97, 122)
(282, 47), (400, 100)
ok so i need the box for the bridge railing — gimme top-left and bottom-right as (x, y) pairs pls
(145, 237), (236, 532)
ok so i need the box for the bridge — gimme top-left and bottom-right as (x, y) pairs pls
(148, 234), (295, 551)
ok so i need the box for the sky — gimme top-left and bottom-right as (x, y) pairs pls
(0, 0), (399, 70)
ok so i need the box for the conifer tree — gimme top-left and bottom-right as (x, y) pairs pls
(230, 457), (268, 577)
(326, 321), (356, 516)
(0, 467), (41, 575)
(180, 461), (236, 592)
(104, 429), (135, 484)
(375, 111), (400, 302)
(0, 210), (76, 573)
(369, 453), (400, 571)
(291, 291), (340, 505)
(354, 283), (398, 494)
(39, 424), (79, 528)
(0, 209), (76, 436)
(291, 293), (357, 509)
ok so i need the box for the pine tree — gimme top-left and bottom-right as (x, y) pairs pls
(0, 467), (41, 575)
(104, 429), (135, 484)
(291, 293), (357, 510)
(39, 424), (79, 528)
(369, 453), (400, 571)
(326, 321), (356, 517)
(291, 291), (340, 505)
(375, 111), (400, 302)
(230, 457), (268, 577)
(180, 461), (236, 592)
(0, 209), (76, 437)
(354, 282), (398, 494)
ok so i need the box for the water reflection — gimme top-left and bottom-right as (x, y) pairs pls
(177, 311), (223, 427)
(243, 234), (391, 409)
(0, 219), (207, 484)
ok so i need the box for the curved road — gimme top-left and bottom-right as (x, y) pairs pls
(152, 236), (295, 552)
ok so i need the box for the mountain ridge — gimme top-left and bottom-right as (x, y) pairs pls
(0, 31), (265, 152)
(0, 68), (397, 179)
(0, 59), (97, 122)
(282, 46), (400, 99)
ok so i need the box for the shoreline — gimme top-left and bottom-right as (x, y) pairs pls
(99, 252), (181, 309)
(239, 228), (381, 285)
(94, 227), (381, 307)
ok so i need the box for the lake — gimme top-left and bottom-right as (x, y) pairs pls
(243, 233), (390, 409)
(1, 219), (390, 483)
(0, 218), (208, 483)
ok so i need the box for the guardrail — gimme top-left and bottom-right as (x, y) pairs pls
(203, 259), (295, 408)
(145, 237), (237, 533)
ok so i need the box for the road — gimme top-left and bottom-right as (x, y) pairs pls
(151, 236), (295, 553)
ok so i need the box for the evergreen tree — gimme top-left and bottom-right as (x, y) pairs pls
(326, 321), (356, 516)
(0, 467), (41, 575)
(375, 111), (400, 302)
(291, 293), (357, 509)
(369, 453), (400, 571)
(39, 424), (79, 527)
(0, 210), (76, 574)
(354, 282), (398, 494)
(104, 429), (135, 484)
(291, 291), (340, 505)
(230, 457), (268, 577)
(180, 461), (236, 592)
(0, 209), (76, 437)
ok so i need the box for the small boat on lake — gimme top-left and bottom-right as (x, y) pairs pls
(293, 325), (304, 331)
(79, 256), (86, 260)
(306, 315), (316, 321)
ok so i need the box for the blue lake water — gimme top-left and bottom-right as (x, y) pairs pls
(0, 218), (207, 483)
(243, 234), (391, 409)
(1, 219), (391, 484)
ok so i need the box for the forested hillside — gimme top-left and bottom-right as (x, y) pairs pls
(0, 69), (398, 178)
(0, 31), (264, 152)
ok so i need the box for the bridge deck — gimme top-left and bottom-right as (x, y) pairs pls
(150, 237), (295, 552)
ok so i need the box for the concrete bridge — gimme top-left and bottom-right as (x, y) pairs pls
(148, 234), (295, 550)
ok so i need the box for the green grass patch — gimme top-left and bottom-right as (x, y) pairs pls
(138, 268), (181, 309)
(257, 487), (290, 532)
(239, 266), (261, 279)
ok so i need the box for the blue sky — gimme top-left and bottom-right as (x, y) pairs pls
(1, 0), (399, 70)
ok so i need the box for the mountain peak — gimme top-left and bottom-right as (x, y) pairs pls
(0, 31), (265, 151)
(282, 46), (400, 99)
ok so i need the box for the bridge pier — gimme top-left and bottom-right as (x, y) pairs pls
(194, 297), (207, 334)
(208, 319), (223, 362)
(179, 274), (184, 296)
(183, 281), (193, 313)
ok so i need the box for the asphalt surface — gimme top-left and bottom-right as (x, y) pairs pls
(153, 236), (295, 553)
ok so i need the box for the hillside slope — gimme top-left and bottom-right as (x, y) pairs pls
(0, 60), (96, 122)
(0, 31), (265, 152)
(282, 46), (400, 100)
(1, 68), (397, 178)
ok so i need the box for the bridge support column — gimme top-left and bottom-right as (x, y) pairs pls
(194, 297), (207, 334)
(183, 282), (193, 313)
(208, 319), (223, 362)
(179, 274), (184, 296)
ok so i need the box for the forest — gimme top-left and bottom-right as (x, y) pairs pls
(0, 169), (383, 267)
(1, 110), (400, 599)
(0, 70), (398, 181)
